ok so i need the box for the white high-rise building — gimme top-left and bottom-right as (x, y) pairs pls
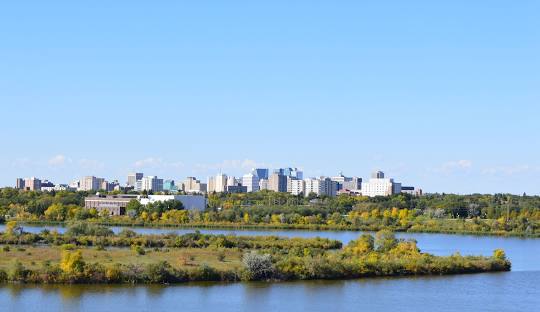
(304, 177), (337, 197)
(23, 177), (41, 191)
(331, 173), (362, 191)
(207, 176), (215, 193)
(214, 174), (227, 193)
(361, 171), (401, 197)
(183, 177), (206, 193)
(227, 176), (236, 187)
(79, 176), (103, 191)
(141, 176), (164, 192)
(127, 173), (143, 187)
(259, 179), (269, 191)
(242, 173), (260, 192)
(289, 179), (305, 196)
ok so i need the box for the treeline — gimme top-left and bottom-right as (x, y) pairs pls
(0, 222), (342, 251)
(1, 188), (539, 236)
(0, 228), (510, 284)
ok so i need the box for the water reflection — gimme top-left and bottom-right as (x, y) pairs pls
(0, 271), (539, 312)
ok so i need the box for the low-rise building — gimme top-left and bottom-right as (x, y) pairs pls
(139, 195), (207, 211)
(227, 185), (247, 193)
(84, 194), (139, 216)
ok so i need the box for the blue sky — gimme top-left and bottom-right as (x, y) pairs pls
(1, 1), (539, 194)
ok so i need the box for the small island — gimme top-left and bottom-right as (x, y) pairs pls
(0, 222), (510, 284)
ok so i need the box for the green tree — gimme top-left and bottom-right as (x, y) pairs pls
(374, 229), (397, 252)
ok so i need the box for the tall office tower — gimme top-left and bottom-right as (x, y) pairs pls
(141, 176), (164, 192)
(269, 173), (287, 192)
(304, 177), (338, 197)
(207, 176), (215, 193)
(16, 178), (25, 190)
(289, 179), (305, 196)
(23, 177), (41, 191)
(242, 173), (260, 192)
(252, 168), (269, 180)
(361, 171), (401, 197)
(80, 176), (101, 191)
(127, 173), (143, 187)
(214, 174), (227, 193)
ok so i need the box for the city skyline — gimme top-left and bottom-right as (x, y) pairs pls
(4, 155), (540, 195)
(1, 1), (539, 195)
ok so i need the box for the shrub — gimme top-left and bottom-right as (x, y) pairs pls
(118, 229), (138, 238)
(493, 249), (506, 260)
(9, 260), (29, 282)
(132, 245), (146, 255)
(61, 244), (76, 251)
(105, 265), (123, 283)
(66, 222), (113, 237)
(242, 251), (274, 280)
(375, 230), (398, 252)
(60, 250), (85, 276)
(217, 251), (226, 262)
(145, 261), (176, 283)
(0, 269), (8, 282)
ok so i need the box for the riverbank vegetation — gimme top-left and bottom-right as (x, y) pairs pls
(0, 188), (538, 236)
(0, 223), (511, 284)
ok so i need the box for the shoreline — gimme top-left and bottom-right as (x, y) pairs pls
(8, 220), (540, 239)
(0, 229), (511, 285)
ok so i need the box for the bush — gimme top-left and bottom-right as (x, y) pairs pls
(66, 222), (114, 237)
(144, 261), (176, 283)
(9, 260), (29, 282)
(242, 251), (274, 280)
(118, 229), (138, 238)
(61, 244), (76, 251)
(0, 269), (7, 282)
(132, 245), (146, 255)
(493, 249), (506, 260)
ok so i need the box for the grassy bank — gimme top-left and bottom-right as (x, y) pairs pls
(0, 224), (511, 284)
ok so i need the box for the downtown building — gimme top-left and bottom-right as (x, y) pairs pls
(269, 172), (287, 192)
(304, 177), (338, 197)
(15, 177), (42, 191)
(242, 173), (260, 192)
(182, 177), (207, 193)
(360, 171), (402, 197)
(140, 176), (164, 192)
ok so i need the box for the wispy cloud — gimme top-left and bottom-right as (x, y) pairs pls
(194, 159), (270, 173)
(133, 157), (184, 169)
(481, 165), (540, 176)
(11, 157), (33, 168)
(48, 154), (72, 167)
(431, 160), (473, 174)
(79, 158), (105, 171)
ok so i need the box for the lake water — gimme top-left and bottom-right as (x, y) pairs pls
(0, 224), (539, 311)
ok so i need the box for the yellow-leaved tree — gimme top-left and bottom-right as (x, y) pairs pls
(60, 250), (85, 276)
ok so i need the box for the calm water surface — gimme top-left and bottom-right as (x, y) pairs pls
(0, 224), (538, 311)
